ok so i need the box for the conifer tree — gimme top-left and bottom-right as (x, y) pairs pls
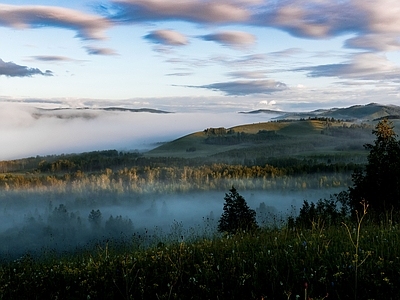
(218, 186), (258, 234)
(349, 119), (400, 213)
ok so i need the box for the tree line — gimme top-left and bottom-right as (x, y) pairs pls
(0, 161), (355, 193)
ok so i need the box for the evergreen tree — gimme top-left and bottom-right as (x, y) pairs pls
(349, 119), (400, 214)
(88, 209), (102, 230)
(218, 186), (258, 234)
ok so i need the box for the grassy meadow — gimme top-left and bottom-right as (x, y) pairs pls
(1, 217), (400, 299)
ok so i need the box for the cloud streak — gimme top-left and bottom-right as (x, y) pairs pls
(196, 79), (288, 96)
(0, 4), (111, 40)
(200, 31), (256, 48)
(295, 53), (400, 82)
(0, 59), (53, 77)
(31, 55), (82, 62)
(109, 0), (250, 23)
(85, 46), (118, 56)
(145, 29), (188, 46)
(104, 0), (400, 53)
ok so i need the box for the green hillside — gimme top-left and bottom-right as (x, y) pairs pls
(146, 119), (374, 164)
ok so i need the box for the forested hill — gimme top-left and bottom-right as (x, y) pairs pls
(241, 102), (400, 121)
(0, 117), (389, 194)
(146, 118), (378, 162)
(0, 117), (386, 174)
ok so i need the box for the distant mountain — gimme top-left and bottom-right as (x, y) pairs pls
(239, 109), (286, 115)
(32, 107), (172, 120)
(99, 107), (171, 114)
(242, 103), (400, 121)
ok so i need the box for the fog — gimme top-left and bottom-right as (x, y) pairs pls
(0, 103), (278, 160)
(0, 102), (350, 259)
(0, 187), (343, 259)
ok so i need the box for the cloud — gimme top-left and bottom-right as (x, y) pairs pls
(200, 30), (256, 48)
(345, 34), (400, 51)
(269, 48), (304, 57)
(294, 53), (400, 82)
(228, 70), (267, 79)
(85, 46), (118, 56)
(0, 4), (111, 40)
(196, 79), (288, 95)
(99, 0), (400, 52)
(253, 1), (360, 38)
(109, 0), (250, 23)
(251, 0), (400, 52)
(166, 72), (193, 76)
(31, 55), (81, 62)
(0, 59), (53, 77)
(145, 29), (188, 46)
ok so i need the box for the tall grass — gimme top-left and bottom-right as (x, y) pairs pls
(1, 219), (400, 299)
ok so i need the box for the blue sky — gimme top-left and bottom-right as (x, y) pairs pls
(1, 0), (400, 112)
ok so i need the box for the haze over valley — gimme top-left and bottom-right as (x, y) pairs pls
(1, 102), (396, 258)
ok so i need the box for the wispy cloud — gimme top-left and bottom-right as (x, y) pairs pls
(0, 4), (111, 40)
(108, 0), (250, 23)
(252, 0), (400, 52)
(195, 79), (287, 95)
(166, 72), (193, 76)
(227, 70), (267, 79)
(30, 55), (81, 63)
(85, 46), (118, 56)
(345, 34), (400, 52)
(199, 30), (256, 48)
(144, 29), (188, 46)
(295, 53), (400, 82)
(0, 58), (53, 77)
(254, 1), (358, 39)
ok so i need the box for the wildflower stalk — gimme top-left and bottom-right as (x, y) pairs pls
(304, 281), (308, 300)
(342, 200), (370, 300)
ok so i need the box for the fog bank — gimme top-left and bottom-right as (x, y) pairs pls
(0, 103), (277, 160)
(0, 187), (342, 259)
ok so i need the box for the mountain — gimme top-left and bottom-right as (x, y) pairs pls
(241, 103), (400, 121)
(32, 107), (172, 119)
(239, 109), (287, 115)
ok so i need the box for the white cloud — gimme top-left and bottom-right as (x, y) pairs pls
(197, 79), (288, 95)
(110, 0), (250, 23)
(0, 4), (111, 40)
(145, 29), (188, 46)
(200, 30), (256, 48)
(295, 53), (400, 82)
(85, 46), (119, 56)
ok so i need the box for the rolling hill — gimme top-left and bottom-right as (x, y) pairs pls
(145, 118), (374, 164)
(241, 102), (400, 121)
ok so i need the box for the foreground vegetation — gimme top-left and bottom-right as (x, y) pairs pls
(1, 216), (400, 300)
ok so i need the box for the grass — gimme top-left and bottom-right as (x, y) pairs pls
(1, 219), (400, 299)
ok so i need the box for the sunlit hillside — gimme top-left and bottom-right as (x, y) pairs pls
(146, 119), (374, 164)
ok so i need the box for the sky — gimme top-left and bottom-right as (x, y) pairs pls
(1, 0), (400, 112)
(2, 0), (400, 159)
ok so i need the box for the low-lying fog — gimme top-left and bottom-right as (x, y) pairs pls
(0, 102), (278, 160)
(0, 187), (343, 259)
(0, 102), (346, 258)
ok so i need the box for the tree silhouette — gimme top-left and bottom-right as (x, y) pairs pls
(349, 119), (400, 214)
(218, 186), (258, 234)
(88, 209), (102, 230)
